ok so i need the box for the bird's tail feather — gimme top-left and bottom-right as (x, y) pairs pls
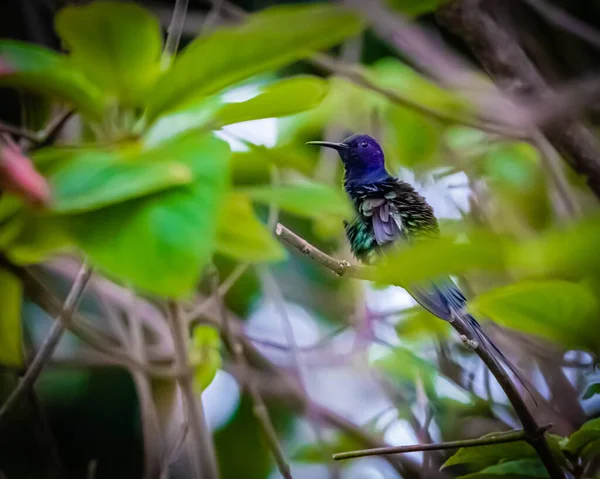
(465, 314), (538, 406)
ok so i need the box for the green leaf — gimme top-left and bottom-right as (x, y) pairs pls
(567, 418), (600, 457)
(583, 383), (600, 400)
(458, 459), (548, 479)
(240, 183), (352, 219)
(469, 280), (600, 351)
(374, 346), (439, 398)
(146, 3), (363, 120)
(385, 0), (449, 17)
(394, 306), (451, 340)
(190, 325), (221, 392)
(144, 76), (327, 148)
(216, 193), (286, 262)
(375, 230), (510, 288)
(40, 145), (193, 214)
(0, 268), (23, 366)
(55, 1), (162, 105)
(292, 433), (365, 464)
(482, 143), (551, 231)
(370, 58), (470, 116)
(214, 76), (328, 126)
(510, 214), (600, 280)
(61, 133), (231, 297)
(443, 435), (537, 473)
(383, 103), (443, 170)
(0, 40), (105, 118)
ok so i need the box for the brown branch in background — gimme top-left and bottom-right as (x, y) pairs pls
(275, 223), (565, 479)
(126, 291), (163, 479)
(437, 0), (600, 200)
(166, 301), (218, 479)
(209, 267), (293, 479)
(0, 263), (92, 426)
(523, 0), (600, 52)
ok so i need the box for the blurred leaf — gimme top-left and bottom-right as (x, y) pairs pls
(583, 383), (600, 400)
(145, 76), (328, 148)
(374, 346), (438, 397)
(4, 213), (72, 264)
(143, 96), (223, 148)
(215, 76), (328, 126)
(216, 193), (286, 262)
(469, 280), (600, 351)
(443, 435), (537, 473)
(44, 147), (192, 214)
(482, 143), (550, 231)
(146, 4), (363, 120)
(375, 230), (510, 288)
(385, 0), (449, 17)
(395, 306), (450, 340)
(241, 183), (352, 219)
(371, 58), (471, 116)
(383, 104), (443, 170)
(0, 40), (105, 118)
(62, 133), (230, 297)
(511, 214), (600, 280)
(55, 1), (162, 105)
(277, 76), (384, 144)
(567, 418), (600, 457)
(458, 459), (548, 479)
(231, 145), (315, 184)
(190, 325), (221, 392)
(292, 433), (365, 464)
(0, 269), (22, 366)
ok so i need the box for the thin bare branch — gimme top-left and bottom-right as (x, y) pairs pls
(333, 427), (531, 460)
(275, 223), (371, 279)
(211, 266), (293, 479)
(0, 263), (92, 425)
(167, 300), (218, 479)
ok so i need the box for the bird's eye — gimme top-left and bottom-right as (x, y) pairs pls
(360, 141), (369, 149)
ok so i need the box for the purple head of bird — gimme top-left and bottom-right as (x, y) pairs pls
(307, 133), (389, 184)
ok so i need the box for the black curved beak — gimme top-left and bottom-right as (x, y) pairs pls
(306, 141), (348, 151)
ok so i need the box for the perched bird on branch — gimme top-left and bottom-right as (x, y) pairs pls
(307, 133), (530, 394)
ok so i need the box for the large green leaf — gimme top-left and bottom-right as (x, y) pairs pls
(240, 183), (352, 219)
(61, 133), (231, 297)
(469, 280), (600, 351)
(0, 41), (105, 119)
(190, 325), (221, 392)
(375, 230), (510, 288)
(216, 193), (286, 262)
(566, 418), (600, 457)
(144, 76), (328, 148)
(55, 1), (162, 105)
(146, 4), (363, 120)
(41, 145), (193, 214)
(443, 435), (536, 473)
(510, 214), (600, 280)
(458, 459), (548, 479)
(214, 76), (328, 126)
(0, 268), (23, 366)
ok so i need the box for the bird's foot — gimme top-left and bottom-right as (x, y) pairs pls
(460, 335), (479, 350)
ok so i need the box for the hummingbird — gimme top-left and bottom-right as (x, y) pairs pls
(307, 133), (530, 395)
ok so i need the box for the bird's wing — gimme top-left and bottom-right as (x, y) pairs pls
(359, 194), (405, 246)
